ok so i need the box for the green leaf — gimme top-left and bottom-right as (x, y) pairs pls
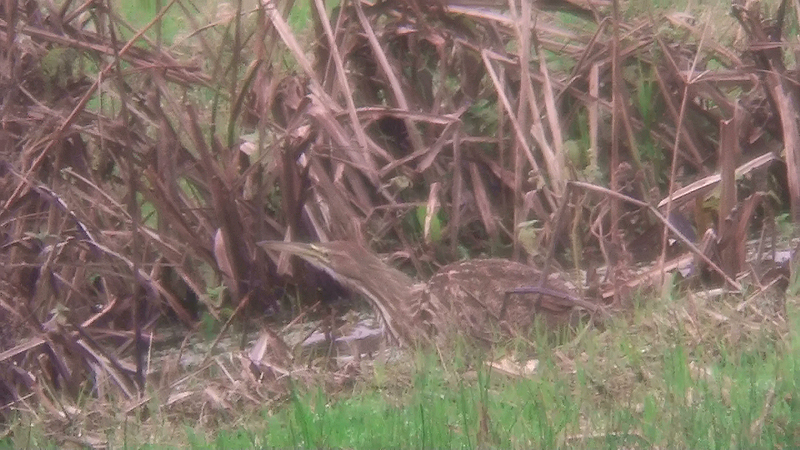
(416, 205), (442, 243)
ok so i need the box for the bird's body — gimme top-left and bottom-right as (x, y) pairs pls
(261, 241), (600, 347)
(421, 258), (586, 343)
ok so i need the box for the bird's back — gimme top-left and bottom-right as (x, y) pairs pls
(417, 259), (587, 343)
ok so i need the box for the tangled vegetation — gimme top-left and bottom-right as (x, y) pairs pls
(1, 0), (798, 446)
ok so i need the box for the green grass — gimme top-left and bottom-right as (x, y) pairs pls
(112, 0), (331, 46)
(114, 0), (187, 45)
(249, 338), (798, 449)
(7, 293), (793, 449)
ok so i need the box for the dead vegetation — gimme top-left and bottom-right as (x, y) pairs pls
(0, 0), (798, 441)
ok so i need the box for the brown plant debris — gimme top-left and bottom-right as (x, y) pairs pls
(0, 0), (797, 432)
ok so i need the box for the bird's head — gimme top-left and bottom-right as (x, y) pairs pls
(258, 241), (379, 287)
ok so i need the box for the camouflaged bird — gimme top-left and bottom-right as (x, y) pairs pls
(260, 241), (606, 347)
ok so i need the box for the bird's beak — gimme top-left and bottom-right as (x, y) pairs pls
(257, 241), (324, 264)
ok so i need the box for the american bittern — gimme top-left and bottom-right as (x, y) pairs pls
(260, 241), (604, 346)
